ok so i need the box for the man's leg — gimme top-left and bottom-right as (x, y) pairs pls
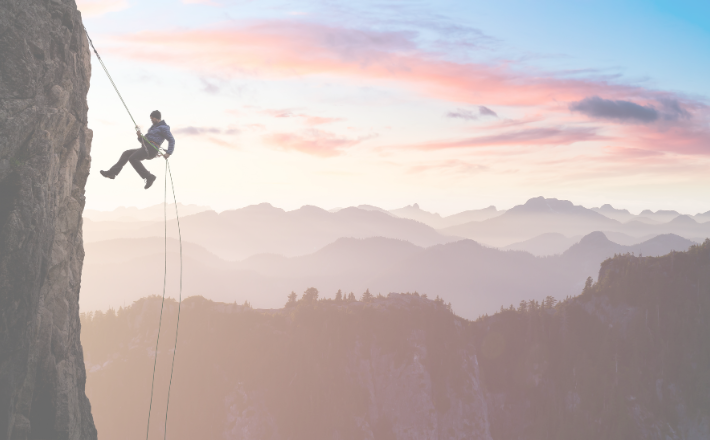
(128, 148), (152, 179)
(106, 148), (143, 176)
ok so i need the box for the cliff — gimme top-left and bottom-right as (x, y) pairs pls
(0, 0), (96, 438)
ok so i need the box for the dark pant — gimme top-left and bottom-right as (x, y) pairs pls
(108, 142), (157, 179)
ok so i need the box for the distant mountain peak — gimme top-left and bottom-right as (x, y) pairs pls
(507, 197), (598, 217)
(669, 214), (697, 225)
(597, 204), (631, 214)
(578, 231), (612, 244)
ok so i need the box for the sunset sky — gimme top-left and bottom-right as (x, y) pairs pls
(78, 0), (710, 215)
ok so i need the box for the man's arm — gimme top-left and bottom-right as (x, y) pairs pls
(163, 126), (175, 155)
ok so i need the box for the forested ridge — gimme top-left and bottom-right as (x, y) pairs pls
(476, 239), (710, 439)
(81, 241), (710, 439)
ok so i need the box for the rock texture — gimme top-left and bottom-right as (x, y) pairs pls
(0, 0), (96, 438)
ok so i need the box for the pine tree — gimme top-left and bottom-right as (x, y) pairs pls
(583, 276), (594, 294)
(361, 289), (373, 302)
(544, 296), (557, 308)
(335, 289), (343, 302)
(302, 287), (319, 302)
(286, 291), (298, 307)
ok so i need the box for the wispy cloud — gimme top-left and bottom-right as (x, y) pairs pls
(569, 96), (691, 124)
(258, 107), (344, 125)
(174, 126), (222, 136)
(407, 126), (603, 150)
(108, 21), (674, 107)
(447, 106), (498, 121)
(173, 126), (240, 147)
(105, 19), (709, 161)
(77, 0), (129, 17)
(263, 129), (375, 157)
(408, 159), (490, 174)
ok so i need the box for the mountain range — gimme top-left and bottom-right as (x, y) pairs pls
(81, 232), (696, 319)
(442, 197), (710, 247)
(83, 198), (710, 261)
(83, 204), (457, 261)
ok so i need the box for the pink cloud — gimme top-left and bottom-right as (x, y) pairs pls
(106, 20), (709, 158)
(602, 146), (664, 159)
(303, 116), (343, 126)
(107, 21), (678, 107)
(406, 126), (604, 150)
(263, 129), (373, 157)
(257, 107), (344, 125)
(612, 121), (710, 156)
(408, 160), (490, 174)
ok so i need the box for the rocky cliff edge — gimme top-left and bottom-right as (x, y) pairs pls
(0, 0), (96, 438)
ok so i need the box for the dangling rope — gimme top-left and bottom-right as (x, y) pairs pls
(163, 160), (183, 436)
(83, 26), (183, 440)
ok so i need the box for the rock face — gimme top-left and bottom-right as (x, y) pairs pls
(0, 0), (96, 438)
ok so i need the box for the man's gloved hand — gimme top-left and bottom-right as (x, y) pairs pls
(163, 153), (171, 160)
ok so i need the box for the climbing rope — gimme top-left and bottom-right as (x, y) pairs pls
(83, 27), (183, 440)
(84, 26), (162, 155)
(163, 160), (183, 437)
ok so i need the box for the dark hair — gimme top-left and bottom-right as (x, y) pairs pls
(150, 110), (161, 120)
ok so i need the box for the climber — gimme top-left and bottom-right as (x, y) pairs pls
(99, 110), (175, 189)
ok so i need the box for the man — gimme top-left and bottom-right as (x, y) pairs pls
(100, 110), (175, 189)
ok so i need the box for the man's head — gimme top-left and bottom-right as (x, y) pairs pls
(150, 110), (161, 124)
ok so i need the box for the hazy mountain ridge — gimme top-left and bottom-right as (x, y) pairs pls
(83, 198), (710, 260)
(80, 232), (697, 319)
(83, 204), (458, 260)
(441, 197), (710, 247)
(389, 203), (504, 229)
(502, 232), (580, 256)
(84, 203), (211, 222)
(82, 240), (710, 439)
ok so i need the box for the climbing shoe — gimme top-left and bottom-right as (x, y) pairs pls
(100, 170), (116, 179)
(144, 174), (156, 189)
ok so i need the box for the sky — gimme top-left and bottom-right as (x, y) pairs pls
(78, 0), (710, 215)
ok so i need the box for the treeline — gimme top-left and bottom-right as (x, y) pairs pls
(473, 239), (710, 440)
(284, 287), (453, 311)
(81, 291), (470, 440)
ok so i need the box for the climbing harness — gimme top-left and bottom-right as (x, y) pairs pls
(83, 27), (184, 440)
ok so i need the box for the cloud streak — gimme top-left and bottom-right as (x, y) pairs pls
(447, 106), (498, 121)
(104, 19), (709, 162)
(263, 129), (375, 157)
(569, 96), (692, 124)
(107, 21), (689, 107)
(408, 127), (603, 150)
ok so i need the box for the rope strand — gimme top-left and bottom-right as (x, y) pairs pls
(163, 160), (183, 438)
(83, 27), (184, 440)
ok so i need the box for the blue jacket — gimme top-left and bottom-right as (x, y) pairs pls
(143, 120), (176, 155)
